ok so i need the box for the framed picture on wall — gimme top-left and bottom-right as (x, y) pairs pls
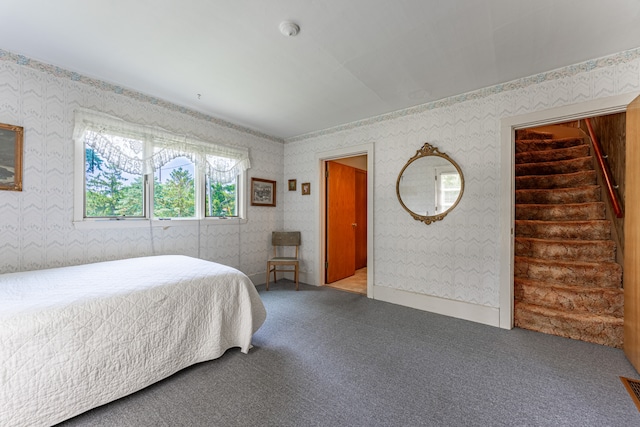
(288, 179), (297, 191)
(0, 122), (24, 191)
(251, 177), (276, 206)
(301, 182), (310, 195)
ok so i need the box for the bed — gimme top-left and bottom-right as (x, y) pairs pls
(0, 255), (266, 426)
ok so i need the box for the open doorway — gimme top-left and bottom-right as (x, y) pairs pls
(325, 157), (367, 295)
(316, 143), (374, 298)
(499, 93), (637, 330)
(512, 118), (625, 348)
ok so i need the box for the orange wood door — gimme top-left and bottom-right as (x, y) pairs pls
(355, 169), (367, 269)
(326, 161), (356, 283)
(625, 95), (640, 372)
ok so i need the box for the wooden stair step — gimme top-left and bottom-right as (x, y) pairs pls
(515, 202), (605, 221)
(515, 156), (593, 176)
(515, 145), (590, 164)
(514, 277), (623, 317)
(514, 237), (616, 262)
(515, 219), (611, 240)
(515, 186), (601, 204)
(515, 129), (554, 140)
(515, 170), (596, 189)
(514, 256), (622, 288)
(514, 301), (623, 348)
(515, 137), (585, 153)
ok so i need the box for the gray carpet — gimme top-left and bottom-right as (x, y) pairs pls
(59, 281), (639, 426)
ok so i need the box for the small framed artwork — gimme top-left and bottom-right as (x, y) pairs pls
(251, 177), (276, 206)
(301, 182), (310, 195)
(0, 123), (24, 191)
(288, 179), (297, 191)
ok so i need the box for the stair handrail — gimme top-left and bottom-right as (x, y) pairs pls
(584, 118), (623, 218)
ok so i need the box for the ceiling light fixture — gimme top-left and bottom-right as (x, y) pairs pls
(279, 21), (300, 37)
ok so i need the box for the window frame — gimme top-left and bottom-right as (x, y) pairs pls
(151, 154), (199, 220)
(434, 167), (461, 213)
(73, 110), (249, 228)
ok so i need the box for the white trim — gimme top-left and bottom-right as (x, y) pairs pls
(499, 92), (639, 329)
(73, 129), (86, 222)
(374, 285), (500, 327)
(73, 217), (248, 230)
(499, 120), (515, 330)
(315, 143), (374, 297)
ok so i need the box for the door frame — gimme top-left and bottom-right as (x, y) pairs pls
(499, 93), (639, 329)
(316, 143), (374, 297)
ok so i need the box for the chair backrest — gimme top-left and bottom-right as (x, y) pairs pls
(272, 231), (300, 259)
(272, 231), (301, 246)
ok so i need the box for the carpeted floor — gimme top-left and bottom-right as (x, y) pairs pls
(58, 281), (640, 426)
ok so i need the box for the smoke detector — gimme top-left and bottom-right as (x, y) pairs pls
(279, 21), (300, 37)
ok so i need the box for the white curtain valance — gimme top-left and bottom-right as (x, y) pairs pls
(73, 109), (250, 182)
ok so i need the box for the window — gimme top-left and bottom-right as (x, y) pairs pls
(73, 109), (249, 224)
(205, 175), (237, 218)
(435, 169), (461, 212)
(204, 154), (239, 218)
(154, 155), (196, 218)
(84, 134), (145, 218)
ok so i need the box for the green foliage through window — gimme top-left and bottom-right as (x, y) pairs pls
(84, 149), (238, 219)
(85, 151), (143, 217)
(206, 178), (236, 217)
(154, 164), (195, 218)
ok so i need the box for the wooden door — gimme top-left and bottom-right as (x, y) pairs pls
(625, 95), (640, 371)
(355, 169), (367, 269)
(326, 161), (356, 283)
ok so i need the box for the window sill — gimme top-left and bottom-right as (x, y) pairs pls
(73, 217), (248, 230)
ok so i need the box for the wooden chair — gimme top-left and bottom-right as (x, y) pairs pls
(266, 231), (301, 291)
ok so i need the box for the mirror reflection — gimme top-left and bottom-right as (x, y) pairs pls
(396, 143), (464, 224)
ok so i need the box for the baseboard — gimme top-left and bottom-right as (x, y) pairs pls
(373, 285), (500, 327)
(248, 271), (313, 287)
(249, 273), (500, 328)
(247, 273), (264, 286)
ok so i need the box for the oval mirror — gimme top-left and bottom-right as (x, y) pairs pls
(396, 142), (464, 224)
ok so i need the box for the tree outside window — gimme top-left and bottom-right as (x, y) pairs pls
(75, 109), (248, 222)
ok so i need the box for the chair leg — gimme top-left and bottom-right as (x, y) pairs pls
(295, 265), (299, 291)
(265, 264), (270, 291)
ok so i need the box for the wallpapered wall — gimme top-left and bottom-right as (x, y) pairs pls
(2, 47), (640, 321)
(283, 48), (640, 312)
(0, 52), (284, 279)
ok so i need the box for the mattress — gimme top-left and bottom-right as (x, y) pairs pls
(0, 255), (266, 426)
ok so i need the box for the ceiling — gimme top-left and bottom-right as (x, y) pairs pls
(2, 1), (640, 140)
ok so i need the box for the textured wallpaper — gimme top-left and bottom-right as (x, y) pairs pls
(0, 55), (284, 279)
(2, 47), (640, 313)
(284, 48), (640, 309)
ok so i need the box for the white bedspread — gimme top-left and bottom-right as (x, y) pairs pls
(0, 255), (266, 427)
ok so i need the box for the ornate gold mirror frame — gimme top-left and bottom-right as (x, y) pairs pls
(396, 142), (464, 225)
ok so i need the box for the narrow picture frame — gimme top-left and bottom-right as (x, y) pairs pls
(288, 179), (297, 191)
(251, 177), (277, 206)
(301, 182), (310, 195)
(0, 123), (24, 191)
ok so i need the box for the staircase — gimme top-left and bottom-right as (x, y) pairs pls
(513, 127), (624, 348)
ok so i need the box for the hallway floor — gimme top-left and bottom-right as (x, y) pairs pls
(325, 268), (367, 295)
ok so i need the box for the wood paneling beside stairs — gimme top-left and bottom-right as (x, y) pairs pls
(513, 127), (624, 348)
